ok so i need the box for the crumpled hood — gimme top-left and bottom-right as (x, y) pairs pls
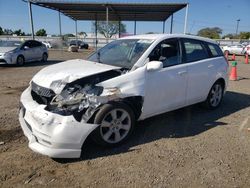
(32, 59), (120, 89)
(0, 47), (17, 53)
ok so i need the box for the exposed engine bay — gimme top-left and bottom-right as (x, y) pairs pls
(31, 69), (128, 122)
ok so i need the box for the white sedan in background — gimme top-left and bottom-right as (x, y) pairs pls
(243, 45), (250, 55)
(222, 44), (245, 55)
(19, 34), (228, 158)
(0, 40), (48, 65)
(42, 41), (52, 48)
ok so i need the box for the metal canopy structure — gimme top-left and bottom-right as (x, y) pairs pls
(23, 0), (189, 49)
(27, 0), (187, 22)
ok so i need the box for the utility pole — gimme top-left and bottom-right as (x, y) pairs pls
(236, 19), (240, 36)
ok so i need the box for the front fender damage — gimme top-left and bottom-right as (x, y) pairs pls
(45, 66), (146, 123)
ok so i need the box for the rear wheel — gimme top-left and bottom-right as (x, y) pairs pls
(16, 55), (25, 66)
(41, 53), (48, 62)
(205, 82), (224, 109)
(92, 102), (135, 147)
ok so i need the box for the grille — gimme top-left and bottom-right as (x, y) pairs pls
(31, 82), (55, 104)
(31, 81), (55, 98)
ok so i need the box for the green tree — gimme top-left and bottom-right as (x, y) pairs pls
(146, 32), (157, 34)
(62, 33), (75, 41)
(78, 31), (87, 37)
(239, 32), (250, 39)
(93, 21), (126, 38)
(36, 29), (47, 36)
(3, 28), (13, 35)
(222, 33), (235, 39)
(0, 27), (3, 35)
(197, 27), (222, 39)
(13, 29), (25, 36)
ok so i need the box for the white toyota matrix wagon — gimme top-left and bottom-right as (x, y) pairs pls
(19, 34), (229, 158)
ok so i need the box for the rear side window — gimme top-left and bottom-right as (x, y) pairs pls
(207, 43), (224, 57)
(182, 39), (208, 63)
(31, 41), (42, 48)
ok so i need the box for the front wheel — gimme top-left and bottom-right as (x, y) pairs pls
(205, 82), (224, 109)
(92, 102), (135, 147)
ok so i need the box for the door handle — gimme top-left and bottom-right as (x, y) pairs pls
(208, 64), (214, 68)
(178, 71), (187, 75)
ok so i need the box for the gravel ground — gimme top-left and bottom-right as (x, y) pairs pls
(0, 51), (249, 187)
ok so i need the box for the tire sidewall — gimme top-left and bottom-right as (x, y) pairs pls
(42, 53), (48, 62)
(206, 82), (224, 109)
(16, 55), (24, 66)
(92, 102), (135, 147)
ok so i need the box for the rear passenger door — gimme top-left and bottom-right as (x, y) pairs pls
(22, 41), (35, 61)
(30, 41), (43, 60)
(181, 38), (213, 105)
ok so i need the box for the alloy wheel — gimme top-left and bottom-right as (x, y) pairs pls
(100, 108), (131, 144)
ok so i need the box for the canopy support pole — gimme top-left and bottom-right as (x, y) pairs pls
(163, 20), (166, 33)
(134, 20), (137, 35)
(170, 14), (173, 34)
(28, 1), (35, 40)
(75, 20), (78, 41)
(184, 3), (189, 34)
(95, 14), (98, 51)
(118, 19), (121, 38)
(58, 11), (62, 37)
(106, 6), (109, 43)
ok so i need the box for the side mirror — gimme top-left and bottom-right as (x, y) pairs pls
(146, 61), (163, 72)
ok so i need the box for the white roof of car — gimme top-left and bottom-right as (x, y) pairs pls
(122, 34), (218, 44)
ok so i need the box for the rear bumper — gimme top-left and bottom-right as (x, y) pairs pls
(19, 86), (99, 158)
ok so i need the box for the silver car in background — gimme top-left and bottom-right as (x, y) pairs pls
(0, 40), (48, 66)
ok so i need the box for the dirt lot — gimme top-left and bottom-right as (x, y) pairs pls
(0, 51), (250, 187)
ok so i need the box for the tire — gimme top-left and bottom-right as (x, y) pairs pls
(92, 102), (135, 147)
(16, 55), (25, 66)
(41, 53), (48, 62)
(204, 81), (224, 109)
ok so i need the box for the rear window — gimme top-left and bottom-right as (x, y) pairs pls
(182, 39), (208, 63)
(207, 43), (224, 57)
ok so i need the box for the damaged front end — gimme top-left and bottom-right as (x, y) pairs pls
(31, 69), (125, 123)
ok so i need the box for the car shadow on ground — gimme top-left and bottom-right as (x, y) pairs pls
(54, 91), (250, 163)
(0, 60), (62, 68)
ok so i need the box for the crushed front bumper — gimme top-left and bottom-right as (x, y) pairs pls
(19, 86), (99, 158)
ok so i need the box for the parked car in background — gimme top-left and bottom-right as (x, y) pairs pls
(19, 34), (228, 158)
(42, 41), (52, 48)
(222, 44), (245, 55)
(243, 44), (250, 55)
(0, 40), (48, 66)
(69, 40), (89, 49)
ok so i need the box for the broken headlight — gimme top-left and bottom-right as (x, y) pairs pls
(50, 80), (67, 94)
(48, 84), (103, 115)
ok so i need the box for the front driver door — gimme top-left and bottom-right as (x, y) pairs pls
(21, 41), (34, 61)
(142, 38), (188, 119)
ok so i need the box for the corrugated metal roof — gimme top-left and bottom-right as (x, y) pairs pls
(25, 0), (187, 21)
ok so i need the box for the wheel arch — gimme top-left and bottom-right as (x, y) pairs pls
(86, 96), (143, 124)
(214, 77), (226, 91)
